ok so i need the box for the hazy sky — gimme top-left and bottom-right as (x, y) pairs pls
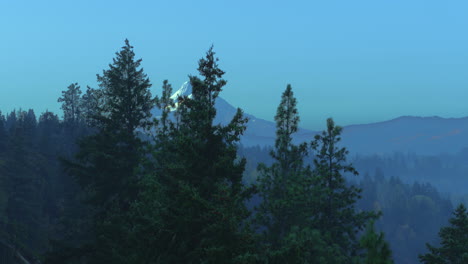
(1, 0), (468, 130)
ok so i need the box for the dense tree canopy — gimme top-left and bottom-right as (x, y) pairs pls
(143, 46), (256, 263)
(0, 40), (463, 264)
(310, 118), (379, 262)
(46, 39), (155, 264)
(419, 203), (468, 264)
(255, 84), (320, 263)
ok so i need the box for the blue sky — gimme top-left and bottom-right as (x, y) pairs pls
(1, 0), (468, 130)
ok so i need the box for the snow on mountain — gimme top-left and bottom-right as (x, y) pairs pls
(152, 82), (468, 155)
(169, 81), (193, 109)
(170, 81), (192, 99)
(150, 81), (293, 146)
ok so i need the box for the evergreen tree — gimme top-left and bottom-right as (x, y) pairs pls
(47, 39), (154, 263)
(0, 111), (7, 152)
(359, 221), (393, 264)
(80, 86), (101, 127)
(96, 39), (153, 133)
(37, 112), (65, 221)
(102, 80), (175, 264)
(153, 80), (175, 144)
(255, 84), (322, 262)
(78, 38), (153, 210)
(419, 203), (468, 264)
(0, 112), (7, 226)
(5, 111), (17, 134)
(22, 109), (37, 147)
(151, 47), (256, 263)
(4, 110), (46, 253)
(37, 111), (61, 155)
(311, 118), (378, 262)
(58, 83), (82, 124)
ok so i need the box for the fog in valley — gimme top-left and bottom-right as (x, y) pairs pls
(2, 1), (468, 264)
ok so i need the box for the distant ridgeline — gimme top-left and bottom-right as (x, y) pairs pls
(156, 85), (468, 156)
(0, 105), (462, 264)
(238, 144), (455, 264)
(2, 41), (468, 264)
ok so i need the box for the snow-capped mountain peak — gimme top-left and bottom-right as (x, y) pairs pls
(151, 80), (305, 147)
(170, 81), (192, 100)
(169, 81), (193, 110)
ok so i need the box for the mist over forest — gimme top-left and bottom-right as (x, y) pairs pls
(1, 41), (468, 264)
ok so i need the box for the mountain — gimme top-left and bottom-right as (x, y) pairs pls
(341, 116), (468, 155)
(151, 81), (296, 146)
(153, 82), (468, 155)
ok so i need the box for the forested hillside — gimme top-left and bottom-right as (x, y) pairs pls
(1, 41), (467, 264)
(240, 145), (456, 264)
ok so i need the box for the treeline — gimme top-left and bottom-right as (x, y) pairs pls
(352, 151), (468, 195)
(0, 108), (88, 262)
(358, 172), (453, 264)
(0, 40), (467, 264)
(239, 145), (463, 263)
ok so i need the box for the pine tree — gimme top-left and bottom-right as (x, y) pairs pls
(419, 203), (468, 264)
(77, 38), (153, 210)
(47, 39), (154, 263)
(359, 221), (393, 264)
(255, 84), (322, 262)
(0, 112), (7, 222)
(80, 86), (101, 127)
(4, 110), (46, 253)
(0, 111), (8, 240)
(311, 118), (378, 262)
(5, 111), (17, 134)
(58, 83), (82, 124)
(22, 109), (37, 147)
(0, 111), (7, 153)
(150, 46), (256, 263)
(104, 80), (175, 264)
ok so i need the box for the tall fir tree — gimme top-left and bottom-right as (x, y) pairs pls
(78, 38), (153, 210)
(46, 39), (154, 264)
(310, 118), (378, 262)
(108, 80), (175, 263)
(0, 111), (6, 153)
(58, 83), (82, 124)
(254, 84), (326, 263)
(80, 86), (101, 127)
(149, 46), (256, 263)
(359, 221), (393, 264)
(419, 203), (468, 264)
(4, 110), (46, 254)
(5, 111), (17, 134)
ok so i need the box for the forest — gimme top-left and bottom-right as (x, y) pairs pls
(0, 40), (467, 264)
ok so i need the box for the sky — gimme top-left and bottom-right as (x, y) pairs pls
(1, 0), (468, 130)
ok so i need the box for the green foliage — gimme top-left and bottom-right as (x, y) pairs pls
(254, 89), (382, 263)
(255, 84), (316, 262)
(357, 172), (453, 263)
(3, 40), (459, 264)
(0, 112), (7, 153)
(4, 111), (46, 251)
(75, 39), (153, 209)
(310, 118), (379, 261)
(80, 85), (102, 127)
(359, 221), (393, 264)
(419, 203), (468, 264)
(0, 109), (69, 263)
(96, 39), (153, 133)
(143, 46), (256, 263)
(46, 39), (155, 263)
(265, 226), (345, 264)
(58, 83), (82, 124)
